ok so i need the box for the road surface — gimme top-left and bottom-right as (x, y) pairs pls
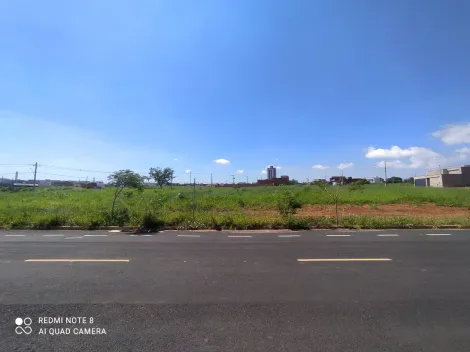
(1, 229), (470, 351)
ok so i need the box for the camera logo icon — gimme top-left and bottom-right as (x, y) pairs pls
(15, 317), (32, 335)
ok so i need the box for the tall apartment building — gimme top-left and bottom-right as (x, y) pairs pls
(267, 166), (277, 180)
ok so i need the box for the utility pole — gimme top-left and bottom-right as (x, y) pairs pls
(246, 176), (249, 184)
(384, 161), (387, 187)
(192, 178), (196, 220)
(33, 162), (38, 191)
(231, 174), (235, 186)
(210, 173), (213, 187)
(189, 171), (191, 186)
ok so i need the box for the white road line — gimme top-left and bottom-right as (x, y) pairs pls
(4, 235), (25, 237)
(43, 234), (64, 237)
(25, 259), (129, 263)
(326, 234), (351, 237)
(298, 258), (392, 262)
(84, 235), (108, 237)
(377, 234), (399, 237)
(177, 234), (201, 238)
(64, 236), (84, 239)
(278, 235), (301, 238)
(425, 234), (451, 236)
(142, 235), (153, 237)
(108, 230), (121, 233)
(228, 235), (253, 238)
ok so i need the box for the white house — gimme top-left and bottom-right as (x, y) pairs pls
(366, 176), (384, 184)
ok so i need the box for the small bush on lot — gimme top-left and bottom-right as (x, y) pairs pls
(114, 208), (130, 226)
(285, 216), (310, 230)
(176, 220), (208, 230)
(276, 190), (302, 217)
(32, 216), (64, 229)
(131, 211), (164, 231)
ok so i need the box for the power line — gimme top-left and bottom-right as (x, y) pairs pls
(0, 164), (34, 166)
(38, 165), (112, 173)
(36, 172), (84, 178)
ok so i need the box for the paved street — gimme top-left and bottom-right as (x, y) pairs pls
(1, 229), (470, 351)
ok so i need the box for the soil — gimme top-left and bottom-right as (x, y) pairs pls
(246, 204), (470, 218)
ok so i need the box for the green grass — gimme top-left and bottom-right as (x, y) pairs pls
(0, 184), (469, 230)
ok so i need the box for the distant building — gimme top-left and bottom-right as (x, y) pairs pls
(74, 182), (104, 189)
(0, 177), (12, 186)
(366, 177), (384, 184)
(329, 176), (348, 185)
(313, 178), (327, 183)
(51, 180), (74, 187)
(414, 165), (470, 187)
(267, 166), (277, 180)
(329, 176), (365, 185)
(38, 179), (53, 187)
(13, 183), (37, 187)
(257, 175), (290, 186)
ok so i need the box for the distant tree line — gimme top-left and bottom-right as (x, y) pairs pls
(386, 177), (414, 184)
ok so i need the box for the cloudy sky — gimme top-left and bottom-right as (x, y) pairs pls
(1, 1), (470, 183)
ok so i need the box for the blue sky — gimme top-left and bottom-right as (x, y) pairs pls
(1, 0), (470, 183)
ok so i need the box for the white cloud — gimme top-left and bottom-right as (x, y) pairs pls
(261, 170), (267, 174)
(337, 162), (354, 169)
(432, 124), (470, 145)
(375, 152), (467, 169)
(376, 160), (409, 169)
(455, 147), (470, 154)
(236, 170), (244, 174)
(214, 158), (230, 165)
(276, 165), (282, 169)
(312, 164), (329, 170)
(366, 145), (446, 169)
(365, 146), (439, 159)
(173, 158), (179, 161)
(185, 169), (191, 173)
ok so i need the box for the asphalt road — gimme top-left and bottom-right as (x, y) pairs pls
(1, 229), (470, 351)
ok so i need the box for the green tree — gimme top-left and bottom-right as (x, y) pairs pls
(314, 180), (363, 226)
(107, 170), (144, 222)
(352, 179), (370, 185)
(348, 181), (366, 193)
(387, 176), (403, 184)
(149, 167), (174, 189)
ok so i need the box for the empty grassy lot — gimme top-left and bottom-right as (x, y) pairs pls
(1, 184), (469, 229)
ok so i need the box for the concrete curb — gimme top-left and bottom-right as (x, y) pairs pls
(0, 225), (467, 232)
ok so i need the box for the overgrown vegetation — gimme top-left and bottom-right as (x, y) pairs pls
(1, 184), (469, 230)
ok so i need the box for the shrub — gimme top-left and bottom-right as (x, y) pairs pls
(32, 216), (64, 230)
(114, 208), (130, 226)
(276, 190), (302, 217)
(285, 216), (310, 230)
(132, 212), (164, 231)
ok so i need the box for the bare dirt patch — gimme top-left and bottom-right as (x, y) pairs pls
(297, 204), (470, 218)
(246, 204), (470, 218)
